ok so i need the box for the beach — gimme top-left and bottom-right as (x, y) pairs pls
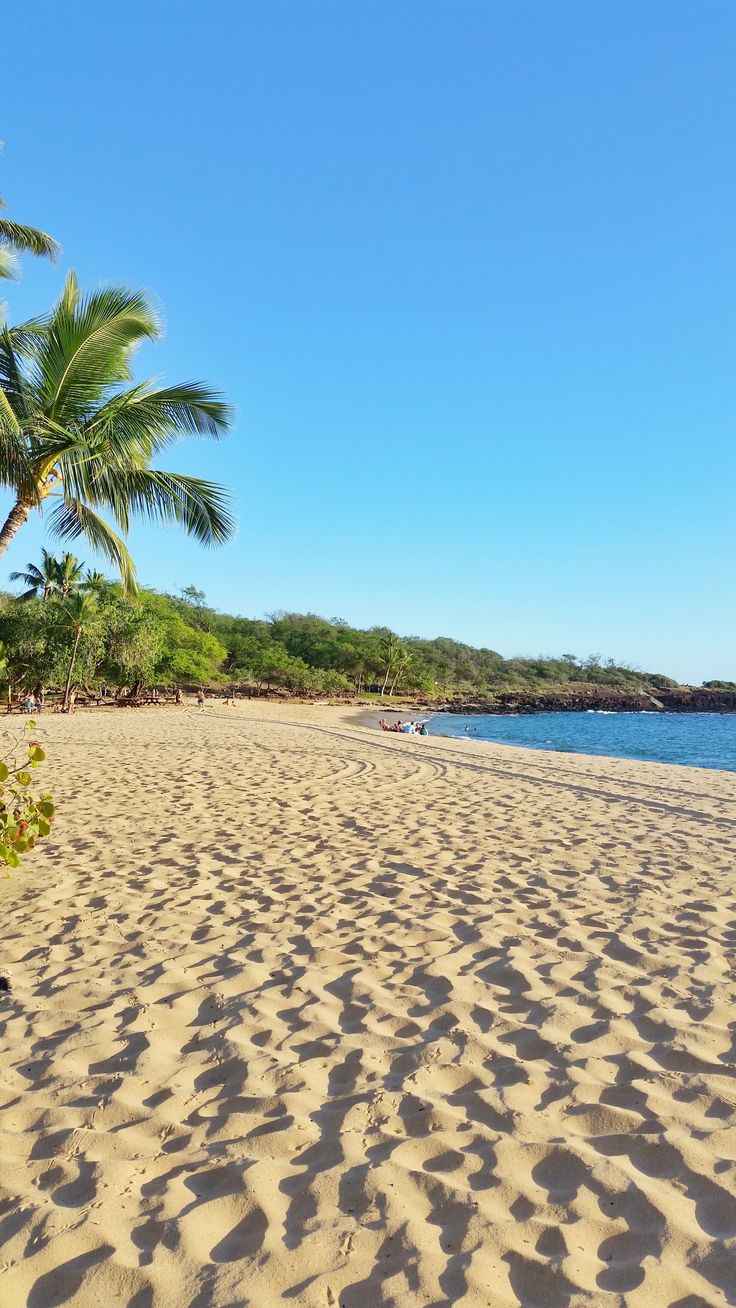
(1, 701), (735, 1307)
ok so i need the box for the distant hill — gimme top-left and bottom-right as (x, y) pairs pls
(0, 583), (728, 706)
(166, 599), (702, 699)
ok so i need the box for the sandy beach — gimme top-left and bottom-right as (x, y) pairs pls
(1, 701), (735, 1307)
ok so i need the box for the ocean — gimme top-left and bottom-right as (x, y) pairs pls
(429, 710), (736, 772)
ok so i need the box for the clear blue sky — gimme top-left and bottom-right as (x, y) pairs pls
(3, 1), (734, 682)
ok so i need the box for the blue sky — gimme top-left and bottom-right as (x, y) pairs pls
(2, 1), (734, 682)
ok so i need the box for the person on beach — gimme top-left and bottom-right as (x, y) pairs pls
(378, 719), (389, 731)
(402, 721), (414, 734)
(197, 690), (205, 709)
(418, 722), (428, 735)
(24, 694), (36, 714)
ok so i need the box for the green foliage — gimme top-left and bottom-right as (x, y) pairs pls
(702, 680), (736, 691)
(0, 192), (60, 299)
(642, 673), (679, 691)
(0, 562), (704, 702)
(0, 582), (227, 696)
(180, 607), (691, 700)
(0, 270), (234, 586)
(0, 597), (70, 688)
(154, 617), (226, 683)
(10, 548), (65, 601)
(0, 721), (54, 872)
(180, 584), (207, 608)
(96, 591), (168, 687)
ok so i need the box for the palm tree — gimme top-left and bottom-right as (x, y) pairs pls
(10, 547), (83, 600)
(60, 592), (97, 712)
(0, 195), (60, 285)
(380, 634), (403, 695)
(9, 547), (62, 601)
(56, 551), (84, 597)
(82, 568), (107, 595)
(389, 647), (413, 696)
(0, 271), (235, 588)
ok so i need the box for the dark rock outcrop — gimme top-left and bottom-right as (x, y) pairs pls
(437, 687), (736, 715)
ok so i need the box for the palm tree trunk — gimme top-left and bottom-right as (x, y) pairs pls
(63, 628), (82, 713)
(381, 664), (393, 695)
(0, 499), (33, 558)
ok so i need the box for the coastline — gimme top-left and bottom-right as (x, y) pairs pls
(426, 686), (736, 715)
(1, 702), (735, 1306)
(341, 702), (736, 774)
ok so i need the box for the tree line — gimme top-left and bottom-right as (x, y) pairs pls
(0, 557), (686, 706)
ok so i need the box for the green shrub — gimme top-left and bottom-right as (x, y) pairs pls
(0, 721), (54, 872)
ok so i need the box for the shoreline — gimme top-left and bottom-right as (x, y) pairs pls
(25, 684), (736, 722)
(341, 703), (736, 775)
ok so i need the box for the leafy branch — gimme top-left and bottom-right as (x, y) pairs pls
(0, 720), (54, 871)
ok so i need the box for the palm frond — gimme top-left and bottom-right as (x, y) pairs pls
(59, 589), (98, 627)
(0, 383), (21, 437)
(0, 248), (20, 282)
(0, 218), (61, 262)
(83, 568), (107, 593)
(80, 467), (236, 546)
(0, 327), (30, 413)
(88, 380), (233, 451)
(57, 269), (80, 318)
(35, 275), (162, 420)
(0, 269), (235, 568)
(34, 421), (143, 519)
(9, 565), (43, 585)
(0, 329), (41, 494)
(0, 377), (36, 497)
(9, 548), (64, 597)
(47, 497), (137, 592)
(57, 551), (85, 591)
(4, 317), (50, 358)
(133, 383), (232, 439)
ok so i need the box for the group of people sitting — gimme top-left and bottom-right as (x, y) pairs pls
(379, 718), (429, 736)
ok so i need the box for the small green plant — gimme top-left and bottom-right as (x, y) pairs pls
(0, 721), (54, 872)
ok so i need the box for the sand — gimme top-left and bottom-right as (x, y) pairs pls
(1, 702), (735, 1308)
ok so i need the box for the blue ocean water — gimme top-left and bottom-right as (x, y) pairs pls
(429, 711), (736, 772)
